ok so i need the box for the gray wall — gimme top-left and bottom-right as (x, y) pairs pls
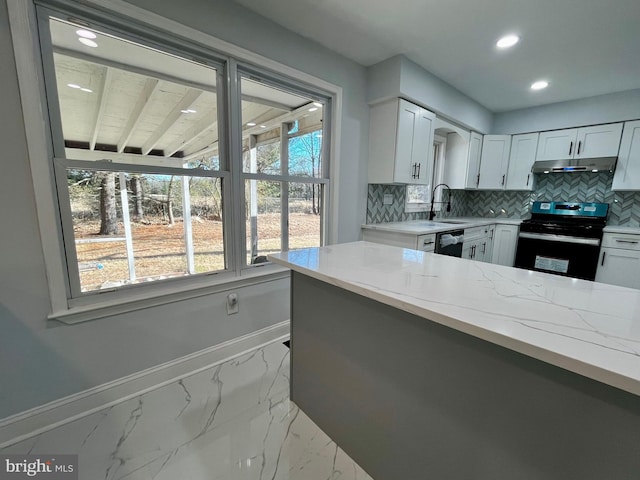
(493, 88), (640, 134)
(0, 0), (368, 419)
(367, 55), (494, 134)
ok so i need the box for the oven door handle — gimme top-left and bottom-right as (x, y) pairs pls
(518, 232), (601, 246)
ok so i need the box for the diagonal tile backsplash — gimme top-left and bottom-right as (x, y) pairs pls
(368, 172), (640, 226)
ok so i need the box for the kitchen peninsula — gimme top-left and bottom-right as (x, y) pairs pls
(269, 241), (640, 480)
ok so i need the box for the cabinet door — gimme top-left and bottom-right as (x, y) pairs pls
(595, 247), (640, 289)
(478, 135), (511, 189)
(491, 225), (519, 266)
(412, 108), (436, 186)
(464, 132), (483, 189)
(482, 225), (495, 263)
(394, 100), (423, 184)
(506, 133), (538, 190)
(575, 123), (623, 159)
(536, 129), (577, 161)
(612, 120), (640, 191)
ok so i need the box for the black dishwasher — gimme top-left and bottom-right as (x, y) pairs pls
(436, 229), (464, 257)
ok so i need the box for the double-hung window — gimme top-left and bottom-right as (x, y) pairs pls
(27, 2), (332, 312)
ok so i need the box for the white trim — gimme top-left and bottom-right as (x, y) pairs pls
(8, 0), (343, 316)
(8, 0), (68, 312)
(0, 321), (290, 448)
(57, 268), (290, 324)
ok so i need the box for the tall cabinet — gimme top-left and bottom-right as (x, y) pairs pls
(368, 98), (436, 185)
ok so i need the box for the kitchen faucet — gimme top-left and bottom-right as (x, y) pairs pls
(428, 183), (451, 220)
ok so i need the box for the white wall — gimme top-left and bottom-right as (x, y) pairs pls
(367, 55), (494, 134)
(0, 0), (368, 419)
(492, 89), (640, 134)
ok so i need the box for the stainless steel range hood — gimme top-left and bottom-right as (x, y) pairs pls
(531, 157), (617, 173)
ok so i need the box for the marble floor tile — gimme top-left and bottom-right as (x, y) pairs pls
(2, 341), (374, 480)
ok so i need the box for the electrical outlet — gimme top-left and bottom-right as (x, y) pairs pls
(226, 293), (239, 315)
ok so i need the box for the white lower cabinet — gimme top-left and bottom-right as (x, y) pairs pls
(595, 232), (640, 289)
(462, 226), (493, 262)
(491, 224), (519, 267)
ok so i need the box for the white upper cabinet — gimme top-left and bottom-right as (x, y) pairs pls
(477, 135), (511, 189)
(465, 132), (483, 189)
(369, 98), (436, 185)
(612, 120), (640, 191)
(536, 123), (623, 161)
(442, 129), (483, 189)
(506, 133), (538, 190)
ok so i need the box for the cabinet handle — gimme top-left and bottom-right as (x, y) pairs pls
(601, 251), (606, 266)
(476, 173), (480, 186)
(577, 141), (582, 155)
(481, 242), (486, 254)
(615, 239), (639, 244)
(416, 163), (421, 179)
(423, 240), (434, 245)
(501, 174), (505, 186)
(411, 163), (416, 179)
(526, 174), (530, 186)
(569, 141), (573, 156)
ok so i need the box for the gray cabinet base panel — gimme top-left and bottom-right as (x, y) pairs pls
(290, 272), (640, 480)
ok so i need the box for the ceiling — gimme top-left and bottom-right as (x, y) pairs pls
(232, 0), (640, 112)
(50, 18), (322, 164)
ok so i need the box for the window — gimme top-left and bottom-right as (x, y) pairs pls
(405, 135), (446, 213)
(240, 74), (328, 265)
(43, 16), (227, 295)
(26, 3), (333, 309)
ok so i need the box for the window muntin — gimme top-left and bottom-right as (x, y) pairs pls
(240, 74), (328, 265)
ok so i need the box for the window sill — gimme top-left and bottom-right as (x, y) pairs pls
(49, 264), (290, 325)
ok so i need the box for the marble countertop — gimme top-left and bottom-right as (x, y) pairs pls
(269, 241), (640, 397)
(361, 217), (522, 235)
(604, 225), (640, 235)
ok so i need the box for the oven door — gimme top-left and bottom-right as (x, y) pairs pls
(514, 232), (601, 280)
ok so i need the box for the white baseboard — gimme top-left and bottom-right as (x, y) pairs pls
(0, 321), (290, 448)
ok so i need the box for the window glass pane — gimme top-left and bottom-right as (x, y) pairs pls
(69, 169), (225, 292)
(245, 179), (282, 264)
(288, 182), (321, 250)
(240, 76), (325, 178)
(289, 130), (323, 178)
(48, 18), (220, 169)
(406, 185), (430, 204)
(243, 141), (281, 175)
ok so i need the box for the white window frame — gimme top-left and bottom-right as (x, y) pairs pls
(7, 0), (342, 323)
(405, 134), (446, 213)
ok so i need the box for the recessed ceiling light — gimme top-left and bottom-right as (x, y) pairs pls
(78, 38), (98, 48)
(259, 125), (266, 129)
(80, 87), (93, 93)
(531, 80), (549, 90)
(76, 29), (97, 39)
(308, 107), (318, 112)
(67, 83), (81, 89)
(246, 122), (257, 126)
(496, 34), (519, 49)
(312, 102), (322, 108)
(180, 109), (197, 114)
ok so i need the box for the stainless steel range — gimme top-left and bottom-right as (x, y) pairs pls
(514, 201), (609, 280)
